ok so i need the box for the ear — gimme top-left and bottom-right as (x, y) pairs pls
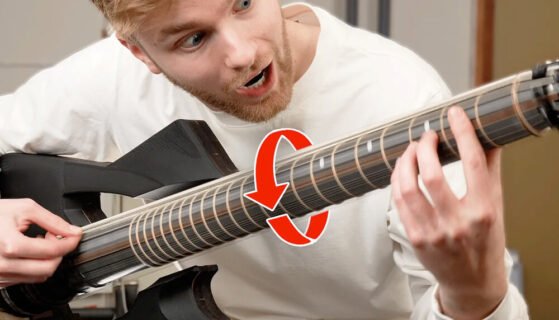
(118, 37), (162, 74)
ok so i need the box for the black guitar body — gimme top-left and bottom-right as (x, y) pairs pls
(0, 120), (236, 320)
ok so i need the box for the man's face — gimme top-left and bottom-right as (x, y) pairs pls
(131, 0), (294, 122)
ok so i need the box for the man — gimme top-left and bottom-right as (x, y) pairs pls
(0, 0), (528, 319)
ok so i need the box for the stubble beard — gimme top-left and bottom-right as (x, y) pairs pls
(165, 22), (294, 123)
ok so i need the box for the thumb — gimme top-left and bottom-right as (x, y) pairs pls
(25, 207), (82, 238)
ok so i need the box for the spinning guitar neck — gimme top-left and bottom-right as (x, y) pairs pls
(75, 61), (559, 289)
(1, 61), (558, 318)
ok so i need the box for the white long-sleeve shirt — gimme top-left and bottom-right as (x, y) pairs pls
(0, 4), (528, 319)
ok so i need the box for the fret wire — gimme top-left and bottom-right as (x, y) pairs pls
(359, 133), (387, 186)
(82, 73), (541, 240)
(128, 213), (150, 267)
(71, 70), (559, 289)
(354, 134), (378, 189)
(270, 167), (292, 216)
(491, 110), (529, 145)
(83, 213), (135, 241)
(388, 118), (426, 166)
(331, 143), (358, 197)
(135, 210), (159, 267)
(267, 77), (533, 174)
(157, 202), (183, 258)
(150, 206), (175, 261)
(257, 200), (272, 219)
(464, 83), (537, 146)
(271, 76), (532, 173)
(330, 140), (371, 196)
(225, 180), (251, 234)
(489, 106), (530, 144)
(178, 196), (204, 251)
(282, 153), (358, 203)
(143, 208), (168, 265)
(212, 185), (239, 239)
(188, 194), (214, 248)
(438, 106), (461, 156)
(290, 156), (315, 212)
(380, 126), (393, 171)
(276, 199), (291, 216)
(199, 189), (227, 243)
(80, 77), (556, 252)
(408, 116), (416, 143)
(167, 200), (194, 254)
(310, 149), (355, 204)
(301, 152), (338, 210)
(474, 94), (502, 148)
(83, 184), (237, 237)
(251, 177), (274, 219)
(92, 86), (542, 250)
(81, 77), (541, 237)
(310, 152), (336, 205)
(511, 75), (542, 136)
(240, 176), (267, 229)
(135, 210), (157, 266)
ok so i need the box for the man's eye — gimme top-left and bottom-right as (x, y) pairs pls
(233, 0), (252, 11)
(179, 32), (206, 49)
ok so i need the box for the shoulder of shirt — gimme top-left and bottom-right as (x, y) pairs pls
(62, 34), (168, 85)
(305, 4), (450, 99)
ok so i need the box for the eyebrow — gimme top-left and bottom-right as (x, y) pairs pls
(156, 0), (235, 42)
(157, 21), (201, 42)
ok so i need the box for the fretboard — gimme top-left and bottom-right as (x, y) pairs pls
(71, 64), (559, 291)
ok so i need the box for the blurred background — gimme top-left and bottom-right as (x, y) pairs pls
(0, 0), (558, 319)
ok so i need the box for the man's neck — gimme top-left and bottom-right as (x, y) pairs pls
(283, 5), (320, 83)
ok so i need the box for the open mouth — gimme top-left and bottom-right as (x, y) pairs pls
(242, 64), (271, 89)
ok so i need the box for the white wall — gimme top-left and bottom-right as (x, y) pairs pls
(282, 0), (476, 95)
(1, 1), (475, 96)
(0, 1), (105, 94)
(390, 0), (476, 94)
(282, 0), (379, 31)
(282, 0), (345, 19)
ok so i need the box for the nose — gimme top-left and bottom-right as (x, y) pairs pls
(222, 27), (256, 70)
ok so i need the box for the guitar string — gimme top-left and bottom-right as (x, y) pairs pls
(86, 74), (551, 264)
(82, 72), (535, 236)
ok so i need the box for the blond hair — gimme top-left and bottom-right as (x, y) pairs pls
(90, 0), (170, 38)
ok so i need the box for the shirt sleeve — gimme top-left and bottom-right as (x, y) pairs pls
(430, 279), (529, 320)
(0, 36), (125, 161)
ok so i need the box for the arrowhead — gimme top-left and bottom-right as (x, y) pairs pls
(244, 183), (289, 211)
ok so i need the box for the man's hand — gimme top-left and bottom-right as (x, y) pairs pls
(391, 106), (507, 319)
(0, 199), (82, 287)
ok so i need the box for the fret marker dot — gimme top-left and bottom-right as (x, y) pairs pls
(424, 120), (430, 132)
(367, 140), (373, 153)
(319, 157), (325, 169)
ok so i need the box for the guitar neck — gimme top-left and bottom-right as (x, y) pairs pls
(72, 62), (559, 290)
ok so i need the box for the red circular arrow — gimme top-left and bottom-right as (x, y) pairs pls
(244, 129), (330, 246)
